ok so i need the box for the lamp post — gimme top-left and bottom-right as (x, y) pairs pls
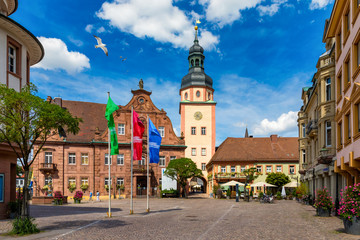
(312, 168), (315, 203)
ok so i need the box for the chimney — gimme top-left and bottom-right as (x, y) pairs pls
(270, 134), (278, 142)
(53, 97), (62, 107)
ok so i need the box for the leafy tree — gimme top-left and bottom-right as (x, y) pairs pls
(265, 172), (291, 187)
(164, 158), (202, 198)
(0, 84), (81, 218)
(243, 167), (259, 183)
(16, 164), (24, 177)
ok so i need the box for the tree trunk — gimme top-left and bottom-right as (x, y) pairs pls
(21, 168), (30, 218)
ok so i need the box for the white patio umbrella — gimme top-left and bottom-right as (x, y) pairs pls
(284, 181), (299, 188)
(221, 180), (245, 186)
(281, 186), (286, 198)
(250, 181), (277, 187)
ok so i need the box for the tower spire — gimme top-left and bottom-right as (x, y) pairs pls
(245, 126), (249, 138)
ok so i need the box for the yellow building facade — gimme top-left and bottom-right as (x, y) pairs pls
(325, 0), (360, 187)
(298, 20), (344, 202)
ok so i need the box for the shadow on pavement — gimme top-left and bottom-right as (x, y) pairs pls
(30, 205), (122, 218)
(40, 219), (128, 231)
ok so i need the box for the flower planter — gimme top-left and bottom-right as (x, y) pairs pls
(344, 217), (360, 235)
(74, 199), (81, 204)
(316, 208), (331, 217)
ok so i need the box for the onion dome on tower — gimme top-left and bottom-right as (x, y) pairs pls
(181, 26), (213, 91)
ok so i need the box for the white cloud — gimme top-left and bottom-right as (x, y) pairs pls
(68, 36), (83, 47)
(253, 111), (298, 135)
(96, 0), (219, 50)
(156, 47), (163, 52)
(97, 26), (106, 33)
(257, 4), (280, 17)
(85, 24), (94, 33)
(32, 37), (90, 74)
(199, 0), (263, 27)
(309, 0), (334, 10)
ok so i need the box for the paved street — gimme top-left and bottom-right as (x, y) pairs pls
(0, 195), (358, 240)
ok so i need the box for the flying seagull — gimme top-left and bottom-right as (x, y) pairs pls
(93, 35), (108, 56)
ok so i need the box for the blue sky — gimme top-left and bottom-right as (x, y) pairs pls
(12, 0), (334, 145)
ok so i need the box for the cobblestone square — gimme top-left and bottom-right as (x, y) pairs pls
(0, 196), (358, 240)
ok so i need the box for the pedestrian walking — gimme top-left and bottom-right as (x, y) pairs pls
(96, 191), (100, 201)
(89, 191), (93, 201)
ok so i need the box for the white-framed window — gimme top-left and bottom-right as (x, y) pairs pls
(16, 179), (24, 188)
(289, 166), (295, 175)
(159, 156), (165, 167)
(231, 166), (235, 172)
(266, 166), (272, 173)
(68, 153), (76, 165)
(302, 149), (306, 164)
(117, 178), (124, 186)
(140, 157), (145, 166)
(159, 126), (165, 137)
(302, 123), (306, 137)
(191, 127), (196, 135)
(201, 127), (206, 135)
(117, 154), (124, 165)
(68, 178), (76, 185)
(105, 153), (112, 165)
(104, 178), (109, 186)
(325, 121), (332, 147)
(201, 163), (206, 171)
(45, 152), (52, 163)
(0, 174), (3, 202)
(241, 166), (245, 172)
(170, 156), (176, 160)
(8, 45), (16, 73)
(326, 78), (331, 101)
(81, 178), (88, 185)
(276, 166), (282, 173)
(118, 123), (125, 135)
(45, 176), (52, 186)
(256, 166), (262, 173)
(221, 166), (226, 173)
(191, 148), (196, 156)
(201, 148), (206, 156)
(81, 153), (89, 165)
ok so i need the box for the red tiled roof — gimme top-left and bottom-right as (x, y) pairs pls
(208, 135), (299, 164)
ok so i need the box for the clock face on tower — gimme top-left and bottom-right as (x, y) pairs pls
(194, 111), (203, 120)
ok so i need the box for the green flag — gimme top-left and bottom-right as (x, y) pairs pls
(105, 97), (119, 155)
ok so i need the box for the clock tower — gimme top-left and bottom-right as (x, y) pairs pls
(179, 26), (216, 188)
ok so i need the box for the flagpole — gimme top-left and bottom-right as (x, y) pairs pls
(146, 114), (150, 212)
(130, 106), (134, 214)
(107, 92), (111, 218)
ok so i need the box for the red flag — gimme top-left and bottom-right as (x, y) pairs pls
(133, 110), (145, 160)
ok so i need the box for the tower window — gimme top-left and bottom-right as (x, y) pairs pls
(191, 60), (194, 67)
(208, 92), (211, 100)
(196, 91), (200, 97)
(185, 92), (188, 100)
(201, 60), (203, 67)
(195, 59), (199, 66)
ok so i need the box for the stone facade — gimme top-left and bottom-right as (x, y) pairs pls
(298, 19), (344, 203)
(325, 0), (360, 187)
(32, 88), (185, 199)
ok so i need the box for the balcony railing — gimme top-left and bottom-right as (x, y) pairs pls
(133, 165), (153, 174)
(39, 163), (57, 172)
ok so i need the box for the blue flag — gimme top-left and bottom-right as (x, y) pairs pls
(149, 118), (162, 164)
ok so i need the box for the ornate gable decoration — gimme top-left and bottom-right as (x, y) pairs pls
(122, 89), (162, 113)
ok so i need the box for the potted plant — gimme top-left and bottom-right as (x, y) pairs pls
(226, 188), (231, 199)
(68, 183), (76, 193)
(338, 183), (360, 235)
(314, 187), (333, 217)
(276, 191), (282, 200)
(53, 191), (64, 205)
(105, 185), (109, 192)
(80, 184), (89, 192)
(73, 190), (83, 203)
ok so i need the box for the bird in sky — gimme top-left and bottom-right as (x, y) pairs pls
(120, 56), (127, 61)
(122, 58), (127, 62)
(93, 35), (108, 56)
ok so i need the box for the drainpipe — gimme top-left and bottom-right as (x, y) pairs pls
(93, 143), (96, 193)
(62, 143), (65, 194)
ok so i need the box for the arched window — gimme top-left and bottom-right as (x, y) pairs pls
(195, 59), (199, 66)
(208, 92), (211, 100)
(185, 92), (188, 100)
(191, 60), (194, 67)
(196, 91), (200, 97)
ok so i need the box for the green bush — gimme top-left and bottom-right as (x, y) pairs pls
(259, 191), (264, 199)
(10, 217), (39, 235)
(161, 188), (179, 197)
(276, 191), (282, 200)
(226, 188), (231, 197)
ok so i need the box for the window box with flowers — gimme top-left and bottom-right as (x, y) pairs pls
(42, 185), (49, 191)
(68, 183), (76, 193)
(73, 191), (83, 204)
(338, 183), (360, 235)
(314, 187), (333, 217)
(105, 185), (113, 192)
(80, 184), (89, 192)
